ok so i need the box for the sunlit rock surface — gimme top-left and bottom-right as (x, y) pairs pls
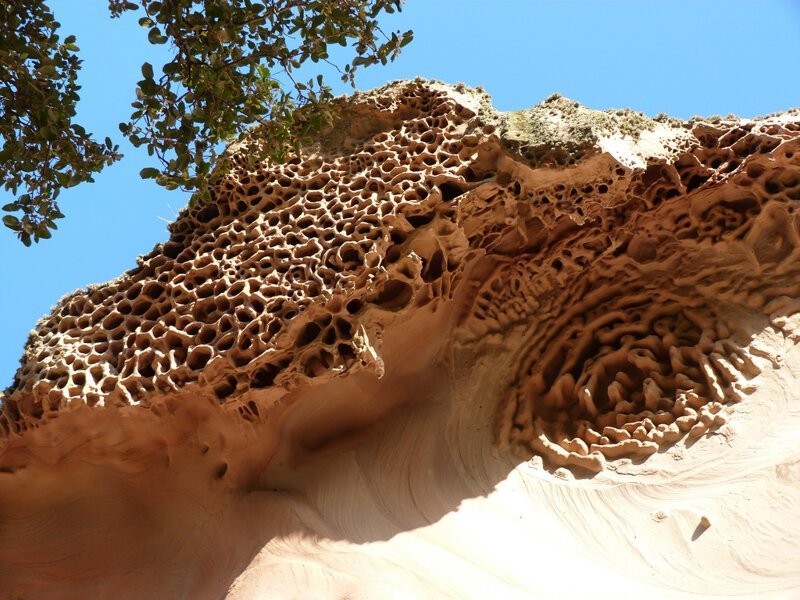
(2, 80), (800, 599)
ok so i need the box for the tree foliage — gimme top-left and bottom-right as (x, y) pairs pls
(0, 0), (122, 245)
(1, 0), (413, 244)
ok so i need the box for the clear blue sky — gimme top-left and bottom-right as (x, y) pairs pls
(2, 0), (800, 388)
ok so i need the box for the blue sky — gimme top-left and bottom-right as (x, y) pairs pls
(2, 0), (800, 388)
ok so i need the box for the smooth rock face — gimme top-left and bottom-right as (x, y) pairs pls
(2, 80), (800, 598)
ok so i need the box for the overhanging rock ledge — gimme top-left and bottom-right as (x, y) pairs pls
(2, 79), (800, 599)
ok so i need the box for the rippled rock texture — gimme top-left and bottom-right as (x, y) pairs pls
(2, 81), (800, 598)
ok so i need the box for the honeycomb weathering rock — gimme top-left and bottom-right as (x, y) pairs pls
(4, 80), (798, 468)
(2, 80), (800, 597)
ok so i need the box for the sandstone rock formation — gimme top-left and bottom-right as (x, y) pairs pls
(2, 80), (800, 598)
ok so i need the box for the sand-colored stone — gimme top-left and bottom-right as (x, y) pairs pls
(2, 80), (800, 598)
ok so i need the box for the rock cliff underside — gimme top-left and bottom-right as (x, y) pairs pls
(2, 80), (800, 598)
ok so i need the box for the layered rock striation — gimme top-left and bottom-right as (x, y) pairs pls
(2, 80), (800, 598)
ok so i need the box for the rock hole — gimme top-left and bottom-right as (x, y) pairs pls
(346, 299), (364, 314)
(373, 280), (413, 310)
(297, 322), (321, 347)
(213, 376), (237, 400)
(187, 347), (212, 371)
(439, 181), (465, 202)
(407, 213), (434, 228)
(422, 249), (445, 282)
(251, 364), (278, 389)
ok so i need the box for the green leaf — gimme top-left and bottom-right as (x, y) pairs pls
(3, 215), (20, 229)
(148, 28), (167, 44)
(139, 167), (160, 179)
(1, 0), (413, 244)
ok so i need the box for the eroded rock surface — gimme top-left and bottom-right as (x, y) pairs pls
(2, 80), (800, 598)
